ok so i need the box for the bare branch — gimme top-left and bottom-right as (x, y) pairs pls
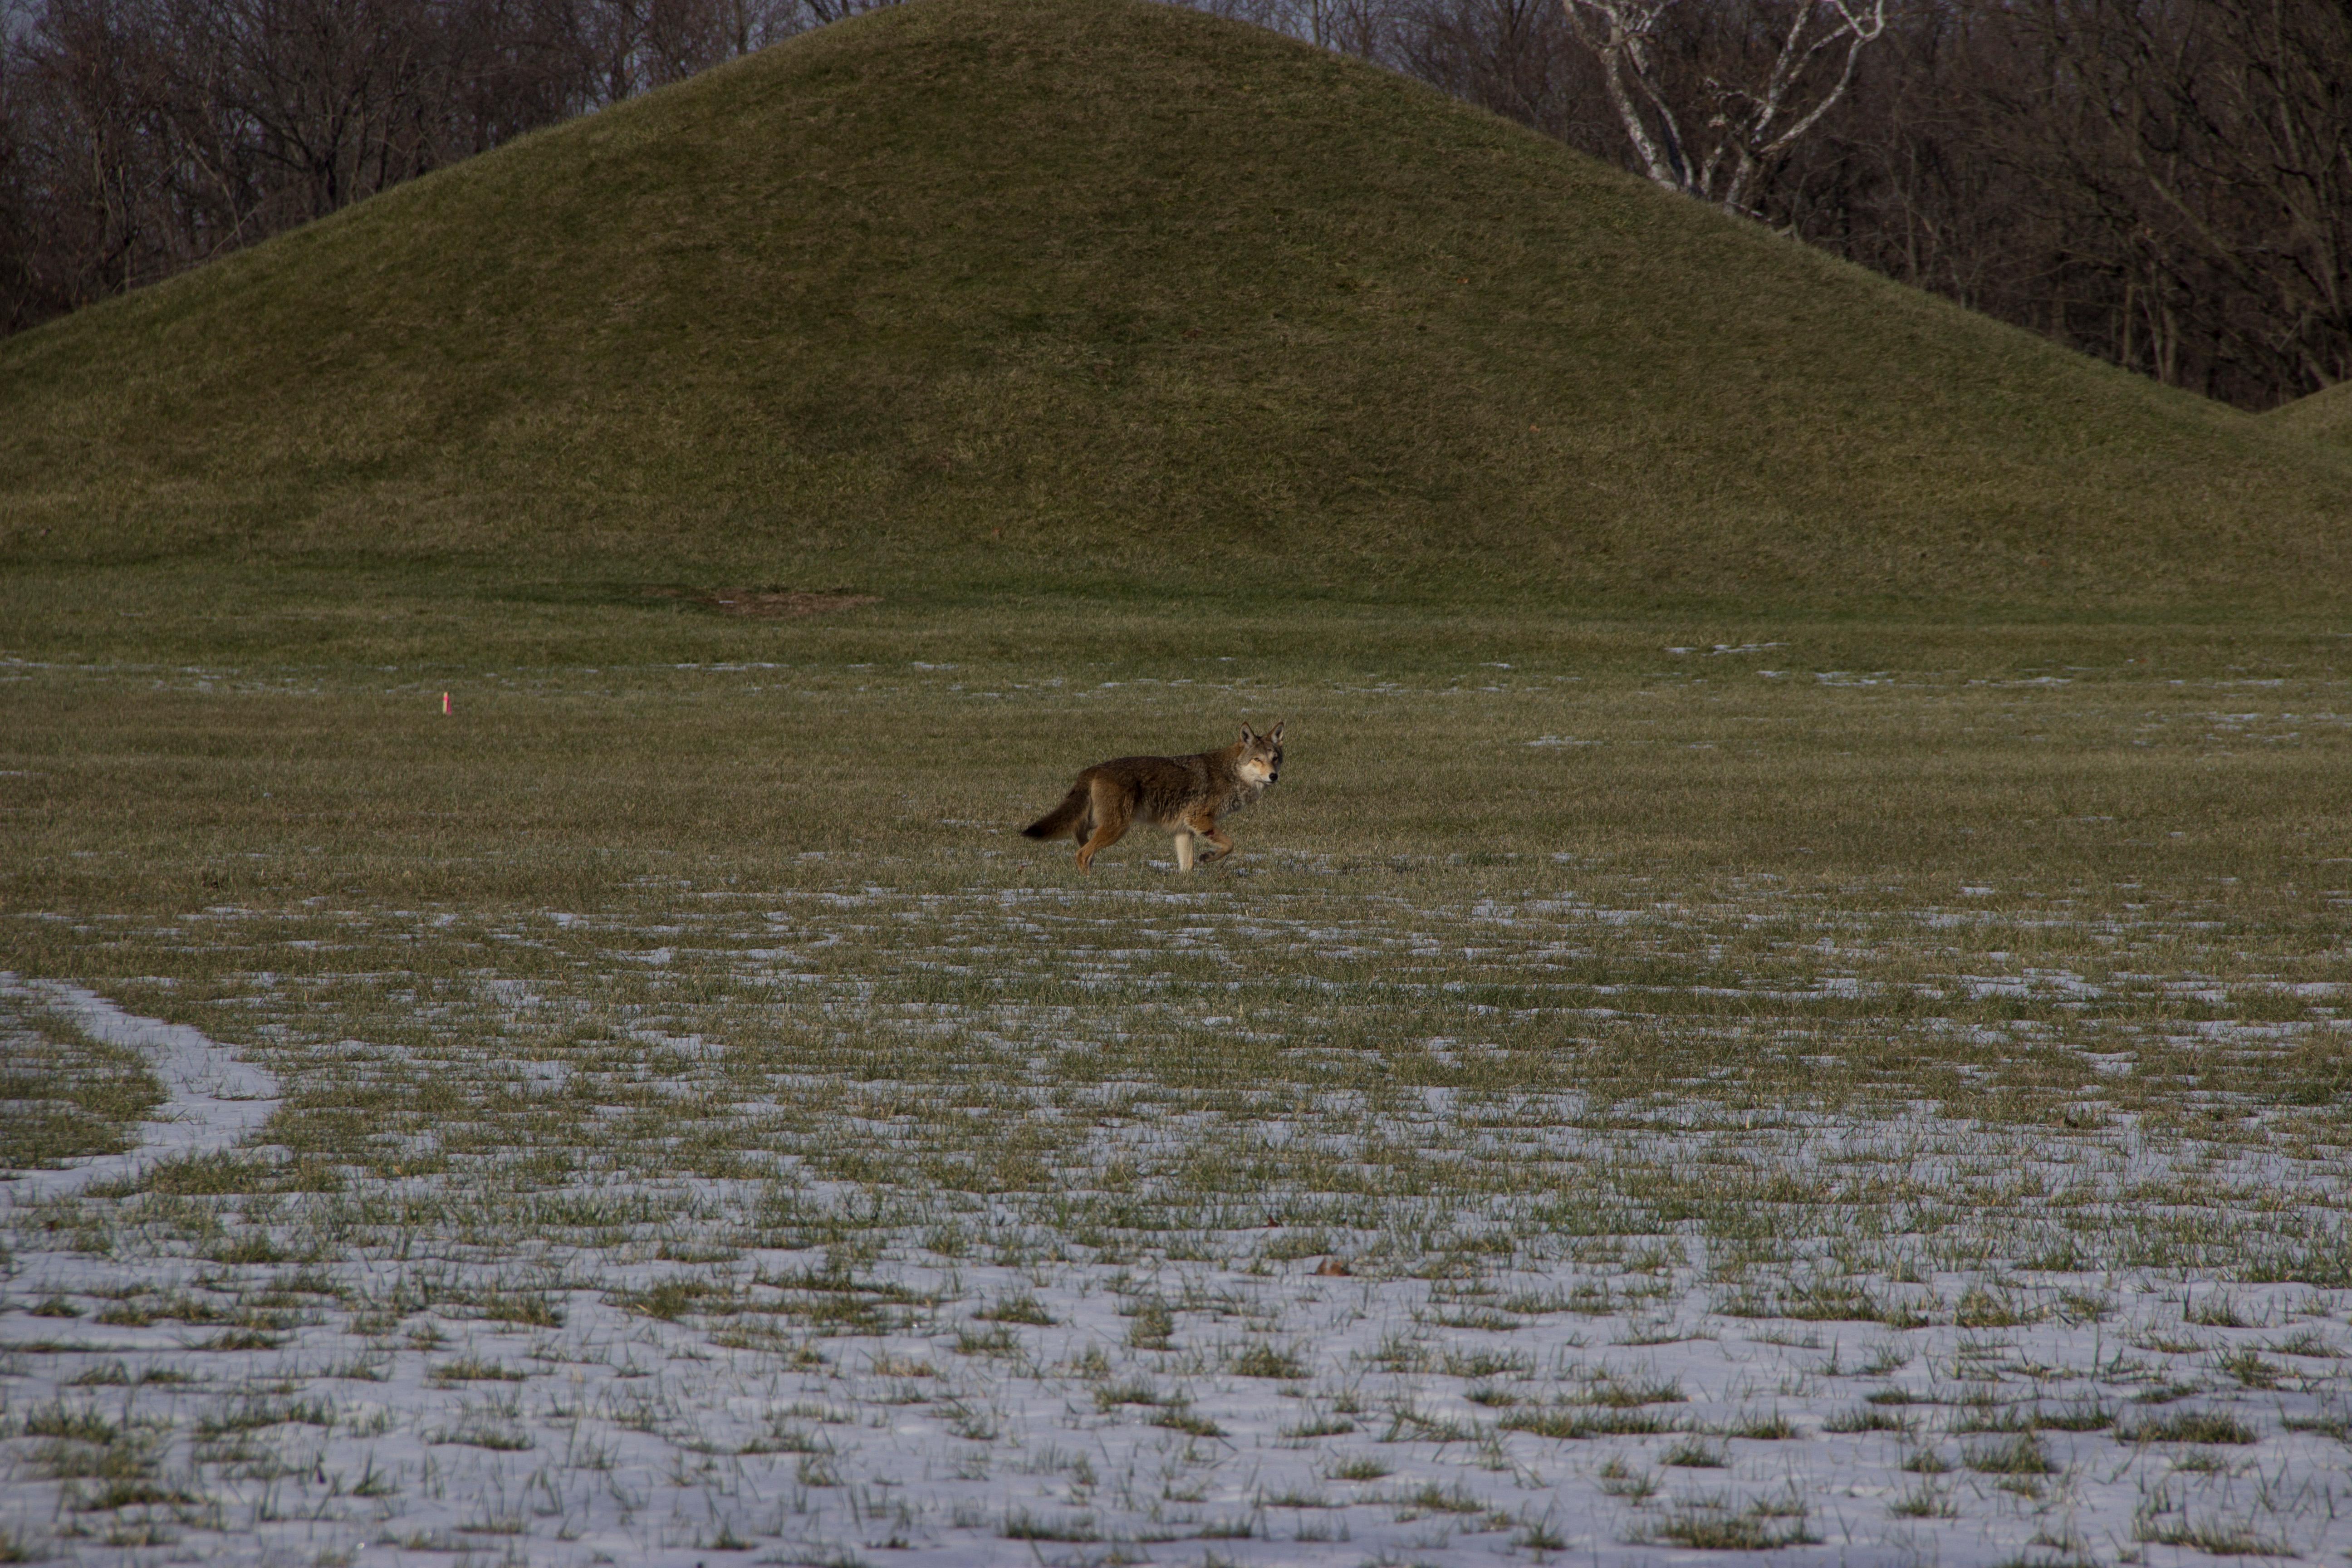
(1559, 0), (1886, 214)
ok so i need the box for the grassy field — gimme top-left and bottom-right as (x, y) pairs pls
(0, 1009), (163, 1172)
(5, 591), (2351, 1563)
(6, 2), (2352, 1560)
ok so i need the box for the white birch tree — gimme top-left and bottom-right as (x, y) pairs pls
(1562, 0), (1886, 216)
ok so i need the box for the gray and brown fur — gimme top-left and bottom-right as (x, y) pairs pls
(1022, 721), (1284, 872)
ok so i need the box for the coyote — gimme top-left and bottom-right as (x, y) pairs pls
(1022, 721), (1285, 872)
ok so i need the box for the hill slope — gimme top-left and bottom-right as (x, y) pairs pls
(2274, 382), (2352, 451)
(1, 0), (2346, 608)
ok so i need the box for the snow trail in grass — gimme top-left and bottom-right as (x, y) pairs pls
(0, 975), (279, 1202)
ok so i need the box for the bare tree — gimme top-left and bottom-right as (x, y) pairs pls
(1560, 0), (1884, 214)
(1186, 0), (1407, 58)
(2024, 0), (2352, 393)
(1396, 0), (1609, 147)
(0, 10), (41, 330)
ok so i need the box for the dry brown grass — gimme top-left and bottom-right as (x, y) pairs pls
(648, 587), (882, 617)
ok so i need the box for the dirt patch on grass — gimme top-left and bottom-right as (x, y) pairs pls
(651, 587), (880, 617)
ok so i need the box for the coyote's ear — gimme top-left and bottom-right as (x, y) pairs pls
(1238, 722), (1256, 743)
(1267, 720), (1284, 744)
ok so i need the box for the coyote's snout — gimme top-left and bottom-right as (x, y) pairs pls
(1021, 721), (1285, 872)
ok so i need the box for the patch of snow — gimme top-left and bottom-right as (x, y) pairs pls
(0, 975), (280, 1202)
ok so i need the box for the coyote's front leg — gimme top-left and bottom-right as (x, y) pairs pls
(1190, 812), (1235, 862)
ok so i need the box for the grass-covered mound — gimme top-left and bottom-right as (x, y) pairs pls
(1, 0), (2345, 610)
(2274, 382), (2352, 451)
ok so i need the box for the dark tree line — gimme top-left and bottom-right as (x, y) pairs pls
(1378, 0), (2352, 407)
(0, 0), (887, 332)
(4, 0), (2346, 407)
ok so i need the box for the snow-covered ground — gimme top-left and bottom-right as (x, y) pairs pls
(2, 1015), (2344, 1565)
(6, 882), (2351, 1567)
(4, 1188), (2347, 1566)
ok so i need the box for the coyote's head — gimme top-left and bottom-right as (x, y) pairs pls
(1235, 720), (1284, 787)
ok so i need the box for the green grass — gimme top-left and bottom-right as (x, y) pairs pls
(9, 608), (2352, 1192)
(0, 1003), (166, 1171)
(15, 601), (2351, 1317)
(5, 520), (2352, 1558)
(2135, 1514), (2292, 1555)
(2274, 379), (2352, 448)
(2, 0), (2348, 614)
(1962, 1433), (2055, 1475)
(2119, 1411), (2261, 1446)
(1649, 1498), (1820, 1550)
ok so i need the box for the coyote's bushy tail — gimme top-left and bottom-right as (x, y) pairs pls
(1023, 784), (1088, 840)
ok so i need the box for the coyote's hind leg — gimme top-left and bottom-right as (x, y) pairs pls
(1075, 782), (1131, 872)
